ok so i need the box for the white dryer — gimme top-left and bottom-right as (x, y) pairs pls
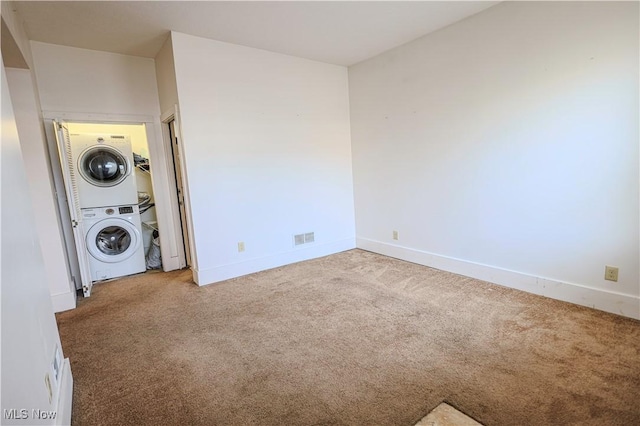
(69, 133), (138, 208)
(82, 205), (146, 281)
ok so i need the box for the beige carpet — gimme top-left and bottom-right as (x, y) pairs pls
(56, 249), (640, 425)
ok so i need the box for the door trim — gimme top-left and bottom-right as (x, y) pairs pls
(161, 105), (196, 271)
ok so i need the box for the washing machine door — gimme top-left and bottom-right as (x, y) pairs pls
(86, 218), (142, 263)
(78, 145), (130, 187)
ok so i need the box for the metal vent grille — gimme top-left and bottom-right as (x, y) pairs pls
(294, 234), (306, 246)
(294, 232), (315, 246)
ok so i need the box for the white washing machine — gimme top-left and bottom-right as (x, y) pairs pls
(82, 205), (146, 281)
(69, 133), (138, 208)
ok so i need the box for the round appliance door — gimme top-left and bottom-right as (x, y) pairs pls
(78, 145), (130, 187)
(86, 218), (141, 263)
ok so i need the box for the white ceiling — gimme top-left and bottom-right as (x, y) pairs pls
(13, 1), (498, 66)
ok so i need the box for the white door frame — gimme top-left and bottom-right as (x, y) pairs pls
(42, 110), (188, 275)
(160, 105), (197, 272)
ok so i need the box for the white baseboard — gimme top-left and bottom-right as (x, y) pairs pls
(194, 237), (356, 286)
(55, 358), (73, 426)
(357, 238), (640, 320)
(51, 289), (76, 313)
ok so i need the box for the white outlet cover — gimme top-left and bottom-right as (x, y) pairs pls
(53, 345), (61, 383)
(44, 373), (53, 404)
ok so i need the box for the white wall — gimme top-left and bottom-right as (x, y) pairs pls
(30, 42), (160, 116)
(1, 58), (72, 425)
(349, 1), (639, 318)
(5, 67), (76, 311)
(1, 8), (73, 419)
(2, 4), (76, 313)
(1, 1), (34, 69)
(155, 35), (179, 115)
(171, 32), (356, 284)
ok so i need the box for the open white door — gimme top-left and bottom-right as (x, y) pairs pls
(54, 120), (93, 297)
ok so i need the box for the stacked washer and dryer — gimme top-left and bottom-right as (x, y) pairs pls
(68, 134), (146, 282)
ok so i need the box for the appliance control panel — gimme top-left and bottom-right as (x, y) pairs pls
(119, 206), (134, 214)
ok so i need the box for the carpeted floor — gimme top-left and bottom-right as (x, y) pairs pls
(56, 249), (640, 425)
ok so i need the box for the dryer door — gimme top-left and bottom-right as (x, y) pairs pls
(86, 218), (142, 263)
(78, 145), (130, 187)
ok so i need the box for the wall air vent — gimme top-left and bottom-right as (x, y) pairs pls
(294, 232), (315, 246)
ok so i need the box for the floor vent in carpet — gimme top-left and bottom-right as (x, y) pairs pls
(414, 403), (483, 426)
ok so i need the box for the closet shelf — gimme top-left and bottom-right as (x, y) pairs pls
(142, 221), (158, 231)
(136, 164), (151, 175)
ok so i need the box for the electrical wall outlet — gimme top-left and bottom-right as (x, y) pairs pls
(392, 230), (399, 240)
(604, 266), (618, 282)
(52, 345), (61, 386)
(44, 373), (53, 404)
(237, 242), (245, 252)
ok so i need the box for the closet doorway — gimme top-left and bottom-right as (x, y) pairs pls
(44, 112), (195, 297)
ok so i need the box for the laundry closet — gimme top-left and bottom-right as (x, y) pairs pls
(53, 121), (172, 297)
(24, 41), (193, 306)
